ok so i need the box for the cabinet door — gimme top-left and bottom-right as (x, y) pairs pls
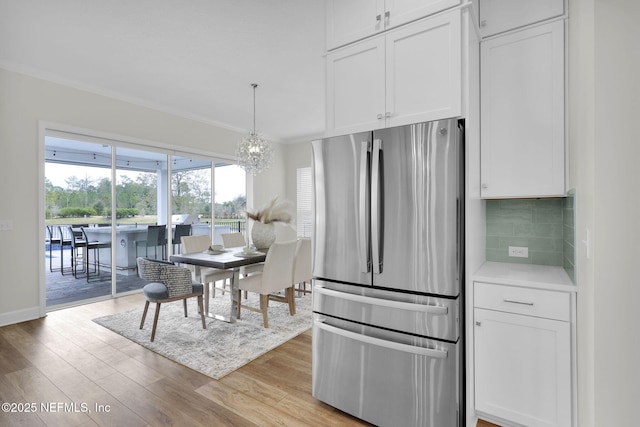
(326, 0), (384, 50)
(326, 37), (386, 137)
(385, 0), (461, 30)
(474, 308), (571, 427)
(480, 20), (565, 198)
(386, 9), (461, 128)
(479, 0), (564, 38)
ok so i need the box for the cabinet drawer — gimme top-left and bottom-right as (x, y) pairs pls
(474, 282), (569, 321)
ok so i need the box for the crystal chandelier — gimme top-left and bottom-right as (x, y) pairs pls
(236, 83), (274, 176)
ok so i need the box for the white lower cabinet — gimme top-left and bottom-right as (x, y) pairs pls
(474, 282), (572, 427)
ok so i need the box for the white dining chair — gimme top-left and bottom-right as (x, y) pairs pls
(293, 238), (312, 296)
(221, 232), (263, 276)
(236, 240), (298, 328)
(181, 235), (234, 313)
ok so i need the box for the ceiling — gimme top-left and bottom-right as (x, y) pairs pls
(0, 0), (327, 143)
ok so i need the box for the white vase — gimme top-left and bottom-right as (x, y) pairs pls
(251, 222), (276, 249)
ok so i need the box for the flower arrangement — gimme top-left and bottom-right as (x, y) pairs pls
(247, 196), (294, 224)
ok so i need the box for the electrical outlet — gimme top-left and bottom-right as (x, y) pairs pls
(508, 246), (528, 258)
(0, 220), (13, 231)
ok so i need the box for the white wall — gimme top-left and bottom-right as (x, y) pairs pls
(284, 140), (313, 208)
(0, 68), (285, 325)
(569, 0), (640, 425)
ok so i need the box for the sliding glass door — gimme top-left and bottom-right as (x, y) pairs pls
(45, 136), (113, 306)
(44, 130), (245, 309)
(113, 146), (168, 295)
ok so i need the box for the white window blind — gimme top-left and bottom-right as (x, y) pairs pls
(296, 167), (312, 238)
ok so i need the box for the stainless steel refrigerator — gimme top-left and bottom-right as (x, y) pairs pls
(311, 118), (464, 427)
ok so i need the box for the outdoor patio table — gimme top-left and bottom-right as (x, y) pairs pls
(170, 247), (267, 323)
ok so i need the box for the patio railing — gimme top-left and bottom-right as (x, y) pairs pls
(214, 219), (246, 234)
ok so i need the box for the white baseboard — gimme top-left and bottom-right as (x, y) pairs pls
(0, 306), (44, 327)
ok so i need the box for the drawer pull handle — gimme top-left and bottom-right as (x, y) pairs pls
(504, 298), (534, 306)
(315, 285), (448, 314)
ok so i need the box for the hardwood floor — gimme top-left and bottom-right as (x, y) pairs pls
(0, 294), (499, 426)
(477, 420), (502, 427)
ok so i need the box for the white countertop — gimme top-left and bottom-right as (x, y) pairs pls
(473, 261), (576, 292)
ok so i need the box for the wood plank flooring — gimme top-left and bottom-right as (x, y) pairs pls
(0, 294), (500, 426)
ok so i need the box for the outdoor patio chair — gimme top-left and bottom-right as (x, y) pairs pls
(81, 227), (111, 282)
(136, 257), (206, 342)
(67, 226), (88, 278)
(135, 224), (167, 260)
(46, 225), (62, 272)
(237, 240), (298, 328)
(54, 225), (73, 274)
(172, 224), (192, 254)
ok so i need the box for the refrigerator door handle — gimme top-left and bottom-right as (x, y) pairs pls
(371, 138), (383, 274)
(315, 285), (449, 315)
(314, 319), (448, 359)
(359, 140), (371, 273)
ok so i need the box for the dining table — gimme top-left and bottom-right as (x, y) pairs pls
(170, 247), (266, 323)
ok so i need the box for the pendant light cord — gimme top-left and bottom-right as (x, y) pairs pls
(251, 83), (258, 135)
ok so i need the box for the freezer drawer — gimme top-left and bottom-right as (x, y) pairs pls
(313, 280), (460, 342)
(312, 315), (461, 427)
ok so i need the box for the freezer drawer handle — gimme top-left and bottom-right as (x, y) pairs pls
(315, 319), (448, 359)
(503, 298), (534, 306)
(315, 285), (448, 315)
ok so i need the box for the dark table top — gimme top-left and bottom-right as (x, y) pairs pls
(170, 247), (266, 270)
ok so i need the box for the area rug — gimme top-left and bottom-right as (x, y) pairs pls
(93, 292), (312, 379)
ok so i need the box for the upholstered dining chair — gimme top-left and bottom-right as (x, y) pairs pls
(221, 231), (247, 248)
(181, 235), (234, 313)
(237, 240), (298, 328)
(221, 232), (263, 276)
(293, 238), (312, 296)
(136, 257), (206, 342)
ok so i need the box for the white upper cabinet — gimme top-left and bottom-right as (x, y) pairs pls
(480, 20), (565, 198)
(385, 11), (462, 128)
(326, 9), (462, 137)
(326, 0), (384, 51)
(479, 0), (564, 38)
(326, 37), (386, 135)
(386, 0), (461, 30)
(326, 0), (461, 50)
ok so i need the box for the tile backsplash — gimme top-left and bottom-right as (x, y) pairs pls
(486, 198), (566, 267)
